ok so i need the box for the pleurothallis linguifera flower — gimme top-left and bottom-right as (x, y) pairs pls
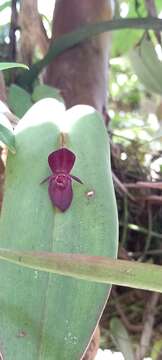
(42, 148), (83, 212)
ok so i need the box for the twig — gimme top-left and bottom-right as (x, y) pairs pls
(136, 292), (160, 360)
(139, 204), (152, 261)
(112, 289), (143, 333)
(136, 195), (162, 204)
(124, 181), (162, 189)
(119, 222), (162, 240)
(132, 249), (162, 257)
(112, 173), (135, 201)
(120, 195), (128, 247)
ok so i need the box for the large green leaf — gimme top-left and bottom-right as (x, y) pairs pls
(112, 1), (147, 57)
(0, 98), (118, 359)
(151, 338), (162, 360)
(0, 123), (15, 153)
(156, 0), (162, 11)
(8, 84), (32, 117)
(0, 1), (11, 12)
(112, 28), (143, 57)
(0, 250), (162, 292)
(130, 38), (162, 95)
(110, 318), (135, 360)
(32, 84), (63, 103)
(0, 62), (29, 71)
(0, 111), (15, 152)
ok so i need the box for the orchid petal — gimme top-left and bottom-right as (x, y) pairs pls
(48, 175), (73, 211)
(71, 174), (83, 184)
(48, 148), (75, 174)
(40, 175), (51, 184)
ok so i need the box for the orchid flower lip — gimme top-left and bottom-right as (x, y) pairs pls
(48, 174), (73, 212)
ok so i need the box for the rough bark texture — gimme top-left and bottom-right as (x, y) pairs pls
(45, 2), (114, 359)
(45, 0), (114, 117)
(0, 72), (7, 102)
(9, 0), (18, 61)
(19, 0), (49, 66)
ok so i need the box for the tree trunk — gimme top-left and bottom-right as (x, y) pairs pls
(45, 1), (114, 359)
(45, 0), (114, 119)
(19, 0), (49, 66)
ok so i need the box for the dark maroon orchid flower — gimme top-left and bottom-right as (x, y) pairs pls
(42, 148), (82, 212)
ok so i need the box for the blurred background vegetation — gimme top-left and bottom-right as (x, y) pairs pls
(0, 0), (162, 359)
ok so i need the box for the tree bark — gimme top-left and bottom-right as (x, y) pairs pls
(45, 0), (114, 119)
(19, 0), (49, 66)
(0, 72), (7, 102)
(9, 0), (18, 61)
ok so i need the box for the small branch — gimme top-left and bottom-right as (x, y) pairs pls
(112, 289), (143, 333)
(119, 222), (162, 240)
(136, 195), (162, 204)
(120, 195), (128, 247)
(136, 292), (160, 360)
(139, 204), (152, 261)
(112, 172), (135, 201)
(133, 249), (162, 257)
(124, 181), (162, 190)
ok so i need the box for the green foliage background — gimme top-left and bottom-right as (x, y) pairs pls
(0, 0), (162, 359)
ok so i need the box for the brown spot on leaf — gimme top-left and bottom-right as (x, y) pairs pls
(16, 330), (27, 338)
(85, 190), (95, 199)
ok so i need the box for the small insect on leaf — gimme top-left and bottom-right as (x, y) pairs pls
(42, 148), (83, 212)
